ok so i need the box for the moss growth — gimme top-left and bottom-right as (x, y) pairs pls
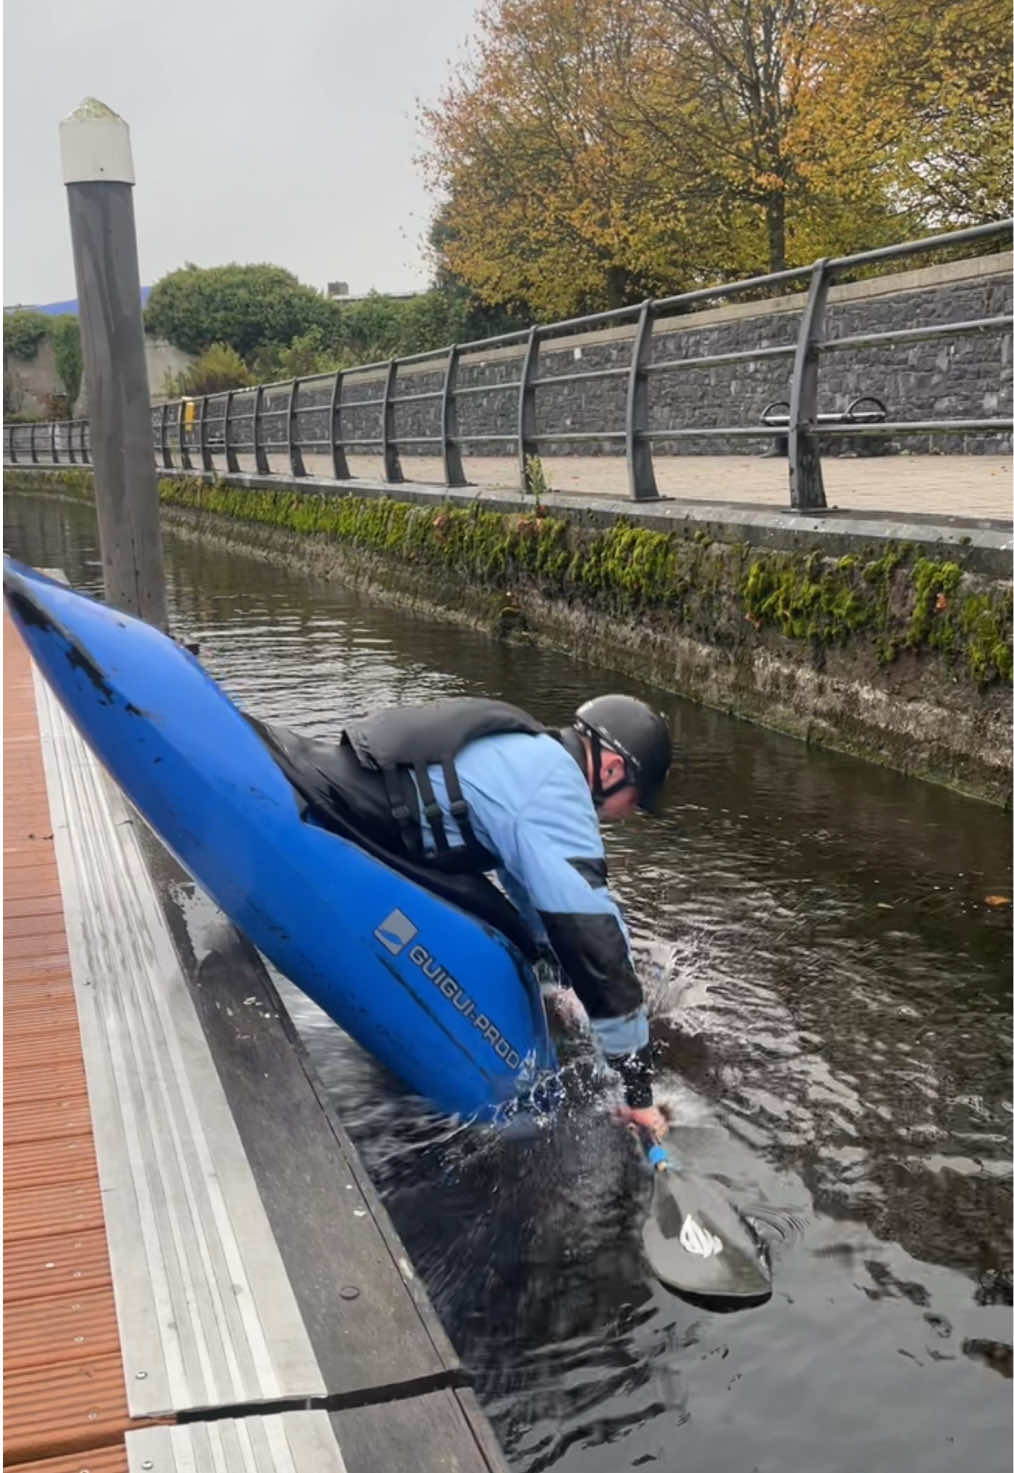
(958, 590), (1014, 685)
(7, 467), (1012, 690)
(740, 550), (873, 644)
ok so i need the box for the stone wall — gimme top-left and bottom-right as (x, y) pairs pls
(267, 251), (1012, 463)
(3, 336), (62, 417)
(2, 333), (195, 417)
(7, 467), (1009, 805)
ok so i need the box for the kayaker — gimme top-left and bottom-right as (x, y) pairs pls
(327, 693), (674, 1141)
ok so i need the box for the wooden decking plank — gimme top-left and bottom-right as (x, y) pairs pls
(4, 911), (76, 938)
(4, 1226), (113, 1302)
(5, 1095), (94, 1143)
(3, 612), (129, 1471)
(5, 894), (68, 918)
(12, 1447), (127, 1473)
(4, 1056), (88, 1103)
(4, 1133), (100, 1189)
(4, 1179), (106, 1240)
(4, 978), (77, 1007)
(3, 1353), (129, 1464)
(5, 998), (83, 1032)
(5, 1288), (121, 1371)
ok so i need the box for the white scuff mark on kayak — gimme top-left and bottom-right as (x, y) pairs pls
(353, 1209), (367, 1218)
(399, 1257), (415, 1281)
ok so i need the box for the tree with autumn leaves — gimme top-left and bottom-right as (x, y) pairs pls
(422, 0), (1011, 318)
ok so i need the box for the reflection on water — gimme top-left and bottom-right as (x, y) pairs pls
(5, 489), (1011, 1472)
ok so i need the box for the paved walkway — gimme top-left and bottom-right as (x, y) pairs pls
(295, 452), (1012, 522)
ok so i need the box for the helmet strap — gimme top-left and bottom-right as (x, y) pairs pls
(586, 729), (632, 807)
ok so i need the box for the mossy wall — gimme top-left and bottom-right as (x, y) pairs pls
(7, 469), (1011, 804)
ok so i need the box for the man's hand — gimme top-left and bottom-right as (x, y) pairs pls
(544, 985), (587, 1032)
(615, 1103), (669, 1142)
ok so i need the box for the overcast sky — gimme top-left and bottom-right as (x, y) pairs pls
(3, 0), (481, 306)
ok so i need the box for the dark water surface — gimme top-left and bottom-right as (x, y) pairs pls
(5, 489), (1012, 1473)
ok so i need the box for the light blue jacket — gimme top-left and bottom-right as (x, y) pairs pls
(412, 731), (648, 1058)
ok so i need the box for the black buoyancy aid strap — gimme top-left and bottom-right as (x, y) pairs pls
(440, 753), (487, 859)
(413, 760), (449, 852)
(382, 765), (420, 855)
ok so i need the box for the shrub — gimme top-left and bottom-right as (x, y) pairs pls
(4, 309), (52, 361)
(161, 342), (254, 397)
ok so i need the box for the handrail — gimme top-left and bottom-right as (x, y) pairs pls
(9, 219), (1013, 512)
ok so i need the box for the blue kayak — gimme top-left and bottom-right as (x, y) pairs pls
(3, 557), (556, 1119)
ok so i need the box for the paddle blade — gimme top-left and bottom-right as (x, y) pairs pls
(643, 1169), (772, 1304)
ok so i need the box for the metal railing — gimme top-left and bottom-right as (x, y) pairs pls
(4, 221), (1011, 512)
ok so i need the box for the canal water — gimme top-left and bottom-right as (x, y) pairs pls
(5, 488), (1011, 1472)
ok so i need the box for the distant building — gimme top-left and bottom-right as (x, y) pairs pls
(324, 281), (419, 304)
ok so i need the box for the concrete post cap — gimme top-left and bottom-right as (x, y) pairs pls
(60, 98), (135, 185)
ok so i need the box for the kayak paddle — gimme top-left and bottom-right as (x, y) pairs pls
(639, 1134), (772, 1305)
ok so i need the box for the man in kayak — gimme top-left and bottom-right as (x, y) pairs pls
(257, 689), (672, 1137)
(261, 693), (672, 1139)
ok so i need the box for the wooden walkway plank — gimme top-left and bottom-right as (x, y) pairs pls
(3, 1180), (106, 1241)
(4, 1056), (88, 1103)
(3, 611), (130, 1469)
(3, 1354), (130, 1465)
(13, 1446), (128, 1473)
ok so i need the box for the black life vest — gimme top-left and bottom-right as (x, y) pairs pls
(340, 697), (548, 873)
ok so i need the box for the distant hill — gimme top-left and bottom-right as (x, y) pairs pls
(4, 287), (152, 316)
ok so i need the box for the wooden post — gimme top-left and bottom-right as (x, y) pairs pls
(60, 98), (167, 629)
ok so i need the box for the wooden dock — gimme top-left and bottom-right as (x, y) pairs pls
(3, 605), (508, 1472)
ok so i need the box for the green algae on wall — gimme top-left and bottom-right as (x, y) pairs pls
(153, 475), (1012, 690)
(9, 467), (1012, 691)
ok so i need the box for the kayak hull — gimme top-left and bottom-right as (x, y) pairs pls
(3, 558), (555, 1120)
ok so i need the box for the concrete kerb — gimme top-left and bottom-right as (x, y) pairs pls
(172, 467), (1014, 578)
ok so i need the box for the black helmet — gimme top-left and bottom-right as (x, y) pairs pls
(574, 694), (672, 812)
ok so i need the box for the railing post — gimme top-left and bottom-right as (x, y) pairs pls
(80, 419), (90, 465)
(288, 378), (305, 477)
(199, 396), (212, 471)
(9, 426), (18, 464)
(518, 325), (539, 490)
(440, 345), (467, 487)
(224, 390), (239, 472)
(179, 400), (192, 472)
(330, 369), (350, 479)
(160, 402), (172, 470)
(252, 385), (269, 473)
(381, 359), (403, 483)
(29, 422), (38, 464)
(51, 418), (58, 465)
(788, 259), (830, 512)
(625, 300), (658, 500)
